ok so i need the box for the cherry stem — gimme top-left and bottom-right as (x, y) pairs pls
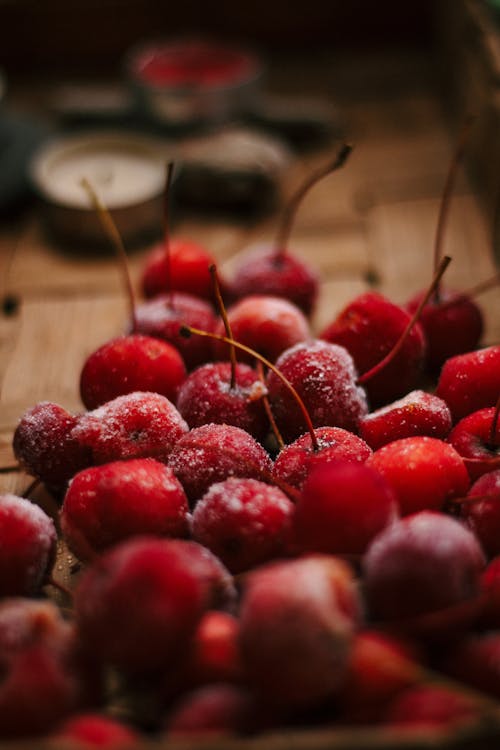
(209, 264), (236, 389)
(180, 325), (320, 451)
(80, 178), (137, 332)
(358, 255), (452, 386)
(257, 361), (285, 451)
(163, 162), (175, 310)
(489, 392), (500, 448)
(274, 143), (353, 262)
(432, 116), (475, 301)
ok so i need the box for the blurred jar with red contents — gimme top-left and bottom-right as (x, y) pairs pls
(126, 38), (263, 129)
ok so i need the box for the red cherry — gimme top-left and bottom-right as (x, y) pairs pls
(229, 245), (319, 316)
(266, 340), (368, 443)
(192, 477), (294, 573)
(359, 390), (452, 451)
(74, 537), (221, 674)
(293, 461), (398, 555)
(273, 426), (372, 492)
(0, 494), (56, 596)
(186, 611), (242, 687)
(176, 363), (268, 442)
(406, 289), (483, 374)
(436, 345), (500, 422)
(320, 291), (426, 407)
(238, 555), (361, 709)
(212, 294), (311, 364)
(367, 436), (470, 516)
(141, 238), (223, 301)
(134, 292), (217, 370)
(72, 391), (188, 465)
(363, 511), (485, 624)
(448, 407), (500, 481)
(80, 333), (186, 410)
(13, 402), (90, 496)
(61, 458), (190, 562)
(458, 470), (500, 558)
(168, 423), (273, 506)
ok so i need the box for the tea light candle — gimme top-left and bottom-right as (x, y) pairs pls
(31, 132), (171, 246)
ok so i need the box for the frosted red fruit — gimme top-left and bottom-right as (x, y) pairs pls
(359, 390), (452, 451)
(168, 424), (273, 506)
(367, 436), (470, 516)
(80, 334), (186, 410)
(166, 684), (254, 738)
(459, 470), (500, 558)
(53, 713), (139, 747)
(61, 458), (190, 562)
(384, 686), (481, 729)
(406, 288), (483, 374)
(338, 630), (422, 723)
(72, 391), (188, 465)
(192, 478), (294, 573)
(13, 402), (90, 496)
(229, 244), (319, 316)
(0, 494), (56, 596)
(293, 461), (398, 555)
(239, 555), (361, 709)
(141, 238), (221, 301)
(266, 340), (368, 443)
(273, 426), (372, 491)
(436, 345), (500, 422)
(212, 295), (310, 364)
(176, 363), (268, 442)
(320, 292), (426, 406)
(448, 407), (500, 481)
(133, 292), (217, 370)
(363, 511), (485, 623)
(74, 537), (222, 674)
(0, 600), (98, 738)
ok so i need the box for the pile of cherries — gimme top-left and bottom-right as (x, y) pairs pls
(4, 144), (500, 747)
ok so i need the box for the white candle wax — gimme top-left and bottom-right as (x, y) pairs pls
(32, 133), (168, 210)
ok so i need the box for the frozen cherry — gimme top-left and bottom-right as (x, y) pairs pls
(176, 363), (268, 442)
(80, 333), (186, 410)
(367, 436), (470, 516)
(273, 426), (372, 492)
(448, 406), (500, 481)
(168, 423), (273, 506)
(320, 291), (426, 407)
(134, 292), (217, 370)
(266, 340), (368, 443)
(74, 537), (225, 674)
(359, 390), (452, 451)
(436, 345), (500, 422)
(165, 684), (254, 738)
(61, 458), (190, 562)
(142, 238), (222, 302)
(458, 469), (500, 558)
(72, 391), (188, 465)
(0, 494), (56, 596)
(239, 555), (361, 710)
(363, 511), (485, 624)
(293, 461), (398, 555)
(13, 402), (90, 496)
(192, 477), (294, 573)
(212, 295), (310, 365)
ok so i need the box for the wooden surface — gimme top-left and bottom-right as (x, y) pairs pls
(1, 50), (500, 748)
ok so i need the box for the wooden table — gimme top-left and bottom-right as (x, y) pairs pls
(0, 50), (499, 748)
